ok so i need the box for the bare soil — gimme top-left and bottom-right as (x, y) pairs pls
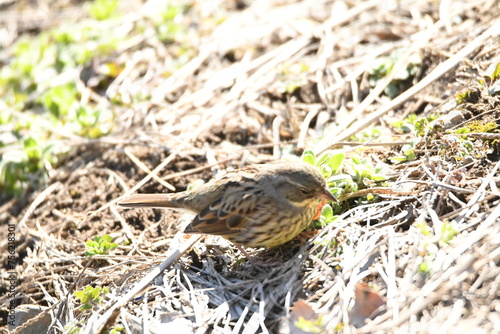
(1, 0), (499, 333)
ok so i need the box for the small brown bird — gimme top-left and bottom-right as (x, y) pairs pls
(118, 161), (336, 248)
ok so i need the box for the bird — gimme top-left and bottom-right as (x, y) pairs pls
(118, 161), (336, 248)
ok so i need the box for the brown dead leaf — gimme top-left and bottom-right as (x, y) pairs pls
(279, 300), (323, 334)
(291, 300), (317, 322)
(349, 282), (385, 328)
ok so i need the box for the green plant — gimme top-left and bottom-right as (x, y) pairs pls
(85, 235), (118, 257)
(107, 326), (125, 334)
(150, 2), (193, 43)
(86, 0), (120, 20)
(294, 315), (326, 333)
(65, 320), (83, 334)
(415, 220), (458, 245)
(349, 127), (382, 142)
(301, 150), (392, 229)
(438, 221), (458, 244)
(391, 114), (438, 137)
(418, 260), (431, 275)
(368, 49), (422, 98)
(275, 62), (311, 94)
(477, 61), (500, 95)
(345, 155), (389, 187)
(0, 18), (122, 198)
(389, 113), (444, 163)
(314, 203), (341, 229)
(0, 136), (69, 197)
(414, 220), (459, 275)
(74, 286), (109, 310)
(302, 150), (345, 199)
(390, 138), (420, 163)
(0, 0), (224, 200)
(303, 150), (391, 202)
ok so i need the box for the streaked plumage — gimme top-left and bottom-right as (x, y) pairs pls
(118, 161), (335, 248)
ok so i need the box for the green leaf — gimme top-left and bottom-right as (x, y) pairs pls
(23, 137), (42, 161)
(370, 175), (387, 182)
(453, 127), (469, 134)
(85, 235), (118, 256)
(42, 84), (78, 119)
(455, 90), (471, 103)
(294, 315), (325, 333)
(418, 261), (431, 274)
(351, 155), (361, 164)
(74, 286), (109, 311)
(86, 0), (120, 20)
(489, 62), (500, 82)
(321, 204), (333, 220)
(301, 150), (316, 166)
(73, 291), (84, 299)
(0, 109), (12, 125)
(324, 152), (344, 173)
(414, 220), (431, 236)
(86, 240), (98, 247)
(439, 221), (458, 244)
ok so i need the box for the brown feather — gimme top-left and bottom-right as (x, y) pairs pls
(186, 197), (250, 236)
(118, 193), (181, 208)
(118, 161), (336, 248)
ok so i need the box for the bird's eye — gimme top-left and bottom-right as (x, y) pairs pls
(299, 188), (312, 196)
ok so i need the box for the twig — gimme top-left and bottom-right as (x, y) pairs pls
(124, 147), (175, 191)
(88, 235), (202, 333)
(317, 19), (500, 154)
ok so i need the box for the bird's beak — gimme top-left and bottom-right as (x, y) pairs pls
(320, 188), (337, 202)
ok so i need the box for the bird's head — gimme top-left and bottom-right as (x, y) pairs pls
(272, 162), (336, 207)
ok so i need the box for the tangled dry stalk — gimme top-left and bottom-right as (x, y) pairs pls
(1, 0), (499, 333)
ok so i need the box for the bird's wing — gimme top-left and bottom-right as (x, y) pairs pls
(184, 186), (264, 236)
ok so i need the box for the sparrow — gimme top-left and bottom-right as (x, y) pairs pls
(118, 161), (336, 248)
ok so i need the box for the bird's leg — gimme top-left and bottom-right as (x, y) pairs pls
(295, 230), (319, 244)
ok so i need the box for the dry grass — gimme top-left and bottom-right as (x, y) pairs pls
(1, 0), (500, 333)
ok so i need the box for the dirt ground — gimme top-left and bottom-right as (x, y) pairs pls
(1, 0), (500, 333)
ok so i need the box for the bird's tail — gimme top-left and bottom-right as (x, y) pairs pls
(118, 193), (180, 209)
